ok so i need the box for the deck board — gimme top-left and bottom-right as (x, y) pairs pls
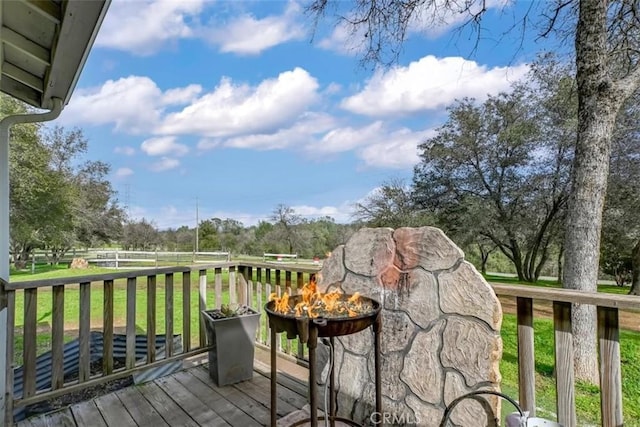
(114, 386), (170, 427)
(184, 367), (263, 427)
(69, 400), (108, 427)
(94, 392), (137, 426)
(15, 362), (309, 427)
(137, 381), (200, 427)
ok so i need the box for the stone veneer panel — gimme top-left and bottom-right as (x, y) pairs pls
(380, 310), (415, 353)
(316, 226), (502, 427)
(441, 316), (502, 387)
(400, 321), (444, 405)
(344, 228), (395, 277)
(439, 260), (502, 329)
(320, 245), (346, 286)
(406, 394), (444, 426)
(393, 226), (464, 271)
(444, 371), (495, 427)
(368, 351), (408, 401)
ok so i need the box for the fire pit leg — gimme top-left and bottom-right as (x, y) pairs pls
(374, 313), (382, 415)
(329, 336), (336, 427)
(308, 326), (319, 427)
(271, 327), (278, 427)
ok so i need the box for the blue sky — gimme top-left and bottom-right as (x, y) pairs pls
(56, 0), (553, 230)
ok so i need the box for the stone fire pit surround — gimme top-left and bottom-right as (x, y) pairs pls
(317, 227), (503, 426)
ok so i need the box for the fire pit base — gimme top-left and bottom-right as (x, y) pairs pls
(268, 313), (382, 427)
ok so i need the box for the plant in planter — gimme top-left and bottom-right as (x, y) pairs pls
(201, 304), (261, 386)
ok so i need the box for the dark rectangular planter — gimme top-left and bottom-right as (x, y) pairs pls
(201, 308), (261, 386)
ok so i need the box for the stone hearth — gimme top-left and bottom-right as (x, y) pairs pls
(316, 227), (503, 426)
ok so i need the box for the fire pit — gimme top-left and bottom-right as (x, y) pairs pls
(266, 282), (382, 427)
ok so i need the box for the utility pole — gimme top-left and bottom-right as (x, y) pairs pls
(195, 197), (199, 253)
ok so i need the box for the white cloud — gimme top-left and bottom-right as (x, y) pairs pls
(341, 55), (528, 116)
(128, 205), (192, 230)
(61, 77), (207, 134)
(114, 167), (134, 178)
(141, 136), (189, 156)
(318, 21), (368, 56)
(95, 0), (204, 55)
(160, 67), (320, 137)
(199, 112), (336, 151)
(114, 146), (135, 156)
(150, 157), (180, 172)
(359, 128), (436, 168)
(206, 2), (305, 55)
(313, 122), (386, 154)
(162, 85), (203, 105)
(307, 122), (433, 169)
(292, 203), (356, 223)
(407, 0), (510, 36)
(61, 76), (164, 133)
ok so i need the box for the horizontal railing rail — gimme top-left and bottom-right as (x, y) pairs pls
(3, 263), (639, 427)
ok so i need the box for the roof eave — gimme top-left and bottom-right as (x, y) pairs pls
(41, 0), (111, 110)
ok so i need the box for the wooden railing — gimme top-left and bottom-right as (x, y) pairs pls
(2, 263), (639, 426)
(491, 284), (638, 427)
(1, 262), (318, 425)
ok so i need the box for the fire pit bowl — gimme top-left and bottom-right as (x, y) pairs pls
(265, 294), (381, 341)
(266, 291), (382, 427)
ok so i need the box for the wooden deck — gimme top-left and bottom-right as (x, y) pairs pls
(16, 360), (309, 427)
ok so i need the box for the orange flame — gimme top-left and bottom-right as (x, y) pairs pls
(269, 278), (370, 318)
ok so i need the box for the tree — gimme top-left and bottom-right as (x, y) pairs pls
(219, 218), (245, 253)
(413, 63), (573, 282)
(353, 178), (429, 228)
(40, 127), (124, 261)
(270, 204), (303, 254)
(199, 219), (220, 251)
(307, 0), (640, 384)
(121, 219), (160, 251)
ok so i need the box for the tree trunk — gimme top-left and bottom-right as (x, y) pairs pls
(630, 239), (640, 295)
(480, 252), (488, 275)
(556, 244), (563, 285)
(563, 0), (625, 384)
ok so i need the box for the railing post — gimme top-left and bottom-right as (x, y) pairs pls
(553, 301), (576, 427)
(0, 280), (14, 427)
(147, 275), (157, 363)
(214, 268), (222, 309)
(198, 269), (207, 348)
(126, 277), (137, 369)
(229, 266), (237, 305)
(182, 271), (191, 352)
(598, 306), (623, 427)
(79, 283), (91, 383)
(238, 266), (250, 306)
(52, 285), (65, 389)
(23, 289), (38, 396)
(165, 273), (174, 357)
(517, 297), (536, 416)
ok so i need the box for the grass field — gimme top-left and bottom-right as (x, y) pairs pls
(7, 265), (640, 424)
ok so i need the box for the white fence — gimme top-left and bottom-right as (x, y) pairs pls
(262, 253), (298, 262)
(88, 250), (230, 268)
